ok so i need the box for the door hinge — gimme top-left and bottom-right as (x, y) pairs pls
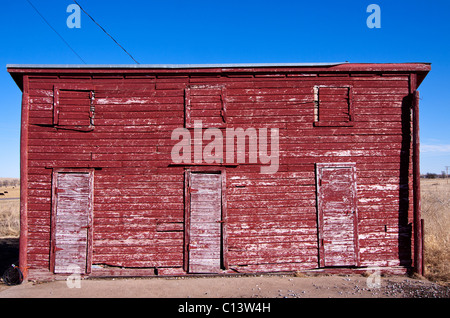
(53, 246), (64, 252)
(188, 187), (198, 193)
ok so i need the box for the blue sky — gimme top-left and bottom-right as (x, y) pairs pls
(0, 0), (449, 177)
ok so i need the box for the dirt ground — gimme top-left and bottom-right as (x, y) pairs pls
(1, 273), (449, 298)
(1, 235), (449, 299)
(1, 235), (449, 298)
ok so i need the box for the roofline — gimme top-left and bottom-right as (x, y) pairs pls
(7, 62), (431, 91)
(7, 62), (348, 69)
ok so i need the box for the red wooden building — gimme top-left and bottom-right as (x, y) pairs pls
(8, 62), (430, 280)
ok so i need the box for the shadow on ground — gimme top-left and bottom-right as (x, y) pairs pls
(0, 237), (19, 276)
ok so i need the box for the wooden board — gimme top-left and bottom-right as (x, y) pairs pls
(188, 173), (222, 273)
(53, 86), (94, 130)
(185, 85), (226, 128)
(317, 86), (351, 123)
(51, 171), (93, 274)
(316, 163), (359, 267)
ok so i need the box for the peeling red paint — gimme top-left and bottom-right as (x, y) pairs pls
(7, 63), (430, 280)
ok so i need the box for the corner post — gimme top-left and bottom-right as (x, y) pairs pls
(19, 75), (30, 280)
(412, 85), (423, 275)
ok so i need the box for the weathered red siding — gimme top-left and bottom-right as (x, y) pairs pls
(8, 63), (430, 280)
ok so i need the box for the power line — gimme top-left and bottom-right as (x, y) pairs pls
(25, 0), (86, 64)
(73, 0), (140, 64)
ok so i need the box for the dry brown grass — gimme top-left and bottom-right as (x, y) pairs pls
(0, 178), (21, 238)
(0, 198), (20, 237)
(421, 178), (450, 284)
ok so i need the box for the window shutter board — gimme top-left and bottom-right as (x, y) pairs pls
(185, 85), (227, 128)
(184, 87), (192, 128)
(221, 86), (227, 123)
(53, 86), (60, 125)
(53, 86), (95, 131)
(89, 91), (95, 126)
(314, 85), (353, 127)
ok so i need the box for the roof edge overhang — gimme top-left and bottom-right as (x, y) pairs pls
(7, 62), (431, 91)
(7, 62), (348, 69)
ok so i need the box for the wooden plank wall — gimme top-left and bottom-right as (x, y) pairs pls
(25, 70), (413, 275)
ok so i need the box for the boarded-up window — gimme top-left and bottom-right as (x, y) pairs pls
(185, 85), (227, 128)
(314, 86), (353, 126)
(53, 86), (94, 130)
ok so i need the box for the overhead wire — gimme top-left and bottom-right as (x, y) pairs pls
(72, 0), (140, 64)
(25, 0), (87, 64)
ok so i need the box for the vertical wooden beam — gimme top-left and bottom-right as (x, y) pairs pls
(412, 89), (423, 275)
(49, 170), (57, 273)
(86, 170), (94, 274)
(184, 87), (191, 128)
(183, 169), (191, 272)
(421, 218), (425, 275)
(52, 85), (59, 125)
(19, 75), (29, 280)
(221, 168), (228, 270)
(220, 86), (228, 124)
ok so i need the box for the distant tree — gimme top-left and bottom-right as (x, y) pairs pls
(0, 179), (19, 187)
(426, 173), (437, 179)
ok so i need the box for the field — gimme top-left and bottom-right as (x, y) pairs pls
(421, 178), (450, 284)
(0, 178), (448, 285)
(0, 178), (20, 238)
